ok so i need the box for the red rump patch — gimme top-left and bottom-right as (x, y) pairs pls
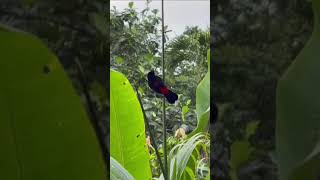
(160, 86), (169, 96)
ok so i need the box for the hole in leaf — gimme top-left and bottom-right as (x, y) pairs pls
(43, 65), (50, 74)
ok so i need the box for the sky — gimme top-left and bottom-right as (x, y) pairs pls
(110, 0), (210, 39)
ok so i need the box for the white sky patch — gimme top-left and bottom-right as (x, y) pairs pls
(110, 0), (210, 39)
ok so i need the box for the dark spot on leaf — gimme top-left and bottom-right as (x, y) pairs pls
(123, 82), (126, 85)
(136, 134), (140, 138)
(43, 65), (50, 74)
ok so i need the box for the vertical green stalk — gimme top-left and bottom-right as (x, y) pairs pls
(134, 86), (165, 177)
(161, 0), (168, 179)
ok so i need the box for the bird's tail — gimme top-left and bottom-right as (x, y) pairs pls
(165, 90), (178, 104)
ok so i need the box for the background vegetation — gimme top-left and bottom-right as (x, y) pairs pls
(211, 0), (313, 179)
(110, 1), (211, 179)
(111, 0), (209, 139)
(2, 0), (318, 179)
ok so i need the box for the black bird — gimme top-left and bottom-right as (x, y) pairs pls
(147, 70), (178, 104)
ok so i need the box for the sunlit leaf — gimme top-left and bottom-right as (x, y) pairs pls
(144, 53), (154, 62)
(181, 105), (189, 122)
(182, 106), (189, 115)
(110, 69), (152, 180)
(184, 166), (195, 179)
(138, 65), (145, 73)
(188, 49), (210, 137)
(164, 133), (207, 180)
(152, 112), (156, 117)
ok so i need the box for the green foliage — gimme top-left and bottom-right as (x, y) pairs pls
(111, 1), (210, 179)
(0, 26), (106, 180)
(128, 2), (134, 9)
(157, 133), (210, 180)
(111, 0), (209, 138)
(166, 27), (210, 103)
(110, 2), (161, 85)
(110, 69), (152, 180)
(115, 56), (124, 64)
(229, 121), (260, 180)
(196, 49), (210, 120)
(212, 0), (314, 179)
(188, 49), (210, 137)
(0, 0), (109, 161)
(196, 158), (210, 180)
(182, 105), (189, 122)
(89, 12), (108, 36)
(276, 1), (320, 179)
(110, 156), (135, 180)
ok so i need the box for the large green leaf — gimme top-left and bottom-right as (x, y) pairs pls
(276, 1), (320, 179)
(196, 49), (210, 119)
(188, 49), (210, 137)
(110, 69), (152, 180)
(0, 27), (106, 179)
(110, 156), (134, 180)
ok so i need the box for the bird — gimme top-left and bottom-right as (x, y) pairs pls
(147, 70), (178, 104)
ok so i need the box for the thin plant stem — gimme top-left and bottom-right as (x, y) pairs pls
(161, 0), (168, 179)
(74, 58), (109, 176)
(134, 86), (166, 177)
